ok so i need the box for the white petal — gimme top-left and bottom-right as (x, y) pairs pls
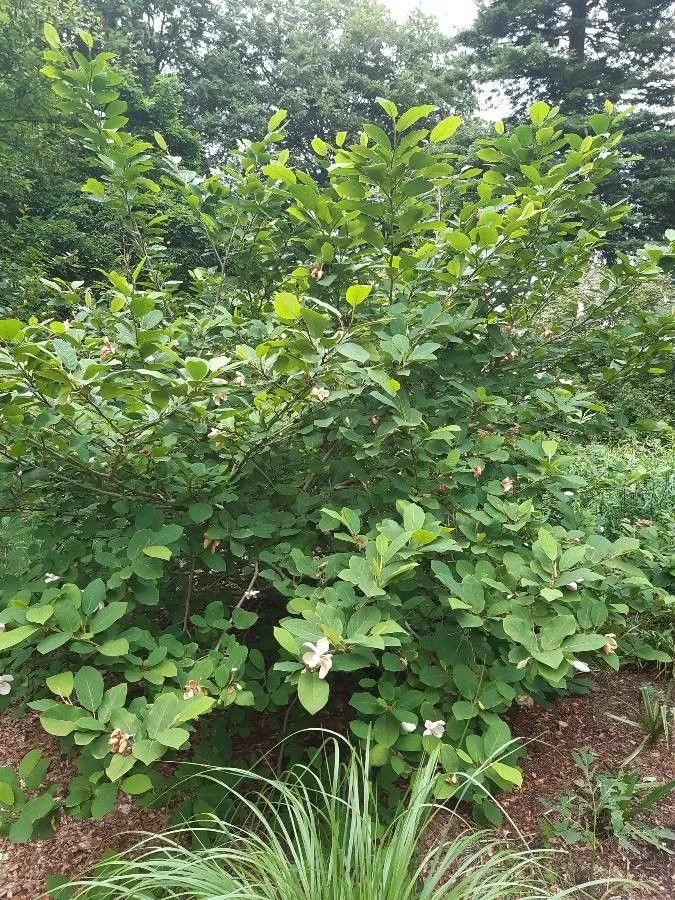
(0, 682), (10, 695)
(401, 722), (417, 733)
(302, 651), (320, 668)
(303, 641), (318, 653)
(572, 659), (590, 673)
(315, 637), (330, 654)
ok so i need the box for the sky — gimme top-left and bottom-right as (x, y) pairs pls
(381, 0), (477, 32)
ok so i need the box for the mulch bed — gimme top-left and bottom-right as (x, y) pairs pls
(1, 668), (673, 898)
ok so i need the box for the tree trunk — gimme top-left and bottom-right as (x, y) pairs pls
(568, 0), (587, 61)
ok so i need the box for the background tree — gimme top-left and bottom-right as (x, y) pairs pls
(461, 0), (675, 247)
(87, 0), (475, 166)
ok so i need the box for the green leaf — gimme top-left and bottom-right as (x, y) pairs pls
(232, 608), (258, 629)
(185, 358), (209, 380)
(188, 502), (213, 524)
(376, 97), (398, 118)
(26, 605), (53, 624)
(311, 136), (328, 156)
(373, 713), (400, 748)
(529, 101), (551, 127)
(274, 292), (302, 320)
(490, 762), (523, 788)
(447, 232), (471, 253)
(154, 131), (168, 150)
(430, 115), (461, 142)
(262, 163), (296, 184)
(121, 774), (153, 795)
(81, 578), (106, 616)
(46, 672), (74, 698)
(396, 104), (436, 131)
(143, 545), (172, 560)
(502, 615), (535, 651)
(154, 727), (189, 749)
(97, 638), (129, 657)
(537, 528), (559, 562)
(74, 667), (104, 712)
(91, 782), (118, 819)
(297, 671), (329, 714)
(43, 23), (61, 48)
(106, 754), (135, 782)
(540, 615), (577, 651)
(89, 601), (127, 634)
(345, 284), (372, 307)
(267, 109), (287, 132)
(0, 782), (14, 805)
(0, 625), (37, 651)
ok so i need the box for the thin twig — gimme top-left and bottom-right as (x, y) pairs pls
(182, 558), (196, 634)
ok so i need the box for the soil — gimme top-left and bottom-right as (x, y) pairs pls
(1, 668), (673, 898)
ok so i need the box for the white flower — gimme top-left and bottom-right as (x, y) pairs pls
(209, 355), (231, 371)
(43, 572), (61, 584)
(243, 589), (260, 600)
(423, 719), (445, 738)
(563, 490), (574, 497)
(0, 675), (14, 696)
(401, 722), (417, 734)
(311, 386), (330, 402)
(559, 378), (573, 386)
(572, 659), (590, 673)
(0, 623), (5, 632)
(302, 637), (333, 679)
(234, 371), (246, 386)
(565, 581), (578, 591)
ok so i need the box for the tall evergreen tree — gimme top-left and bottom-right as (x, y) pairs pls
(461, 0), (675, 247)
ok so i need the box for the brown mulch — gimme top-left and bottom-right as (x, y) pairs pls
(493, 669), (675, 897)
(0, 712), (171, 899)
(1, 669), (674, 898)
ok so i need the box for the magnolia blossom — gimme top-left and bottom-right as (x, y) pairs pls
(212, 392), (227, 406)
(100, 336), (116, 359)
(242, 588), (260, 600)
(43, 572), (61, 584)
(565, 581), (579, 592)
(209, 355), (231, 371)
(400, 721), (417, 734)
(233, 371), (246, 387)
(302, 637), (333, 679)
(602, 633), (618, 655)
(563, 490), (574, 497)
(500, 476), (515, 493)
(311, 386), (330, 402)
(183, 679), (208, 700)
(423, 719), (445, 738)
(472, 465), (483, 478)
(0, 674), (14, 696)
(572, 659), (590, 673)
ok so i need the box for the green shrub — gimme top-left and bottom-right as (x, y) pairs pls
(0, 26), (673, 829)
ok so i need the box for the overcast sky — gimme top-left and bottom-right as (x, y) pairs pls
(382, 0), (477, 32)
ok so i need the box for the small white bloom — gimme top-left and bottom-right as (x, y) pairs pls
(559, 378), (573, 386)
(302, 637), (333, 679)
(0, 623), (5, 632)
(565, 581), (578, 591)
(242, 589), (260, 600)
(597, 525), (605, 533)
(572, 659), (590, 673)
(563, 490), (574, 497)
(401, 721), (417, 734)
(43, 572), (61, 584)
(0, 675), (14, 696)
(423, 719), (445, 738)
(209, 355), (231, 371)
(234, 371), (246, 386)
(311, 386), (330, 402)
